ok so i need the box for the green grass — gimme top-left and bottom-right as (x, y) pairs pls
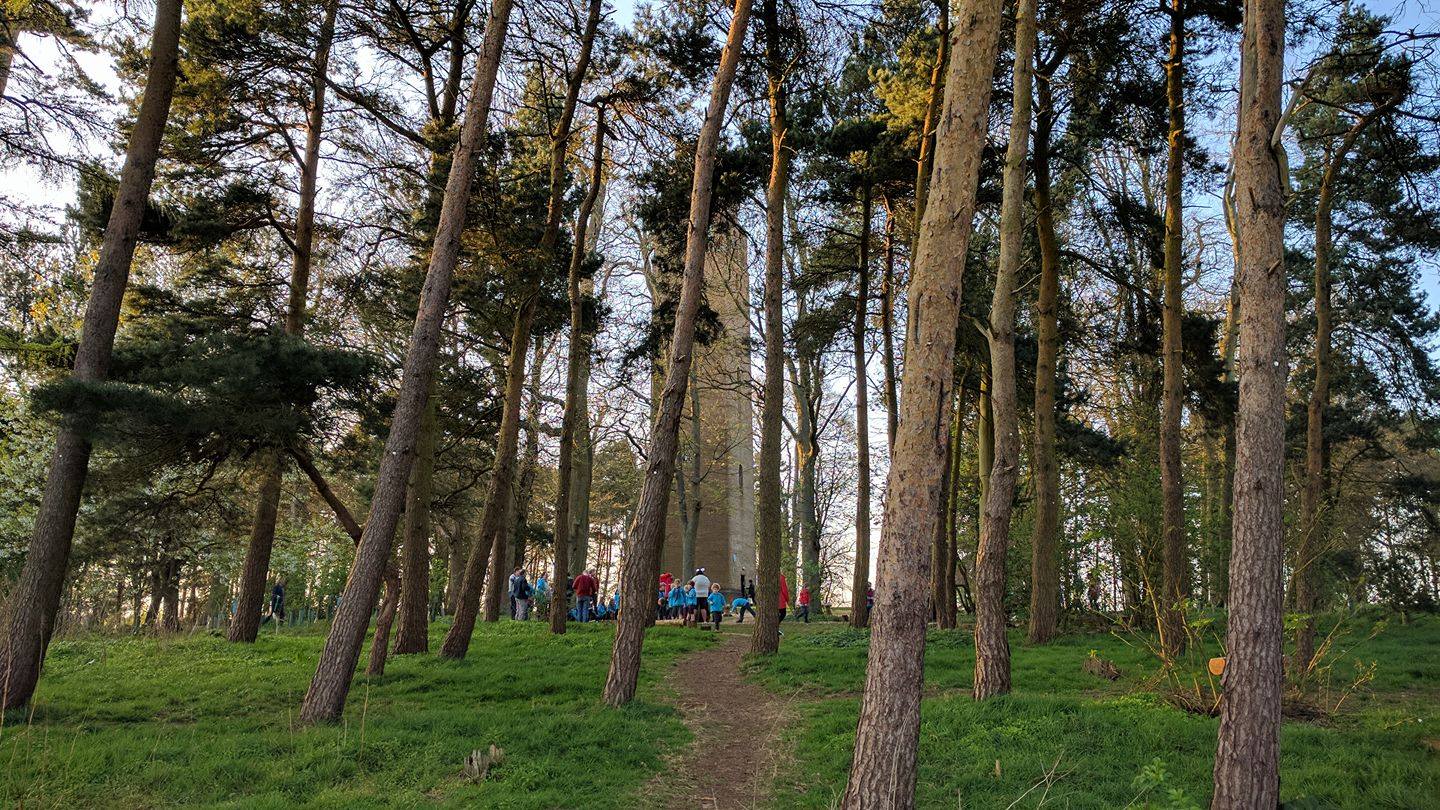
(1, 619), (713, 808)
(4, 613), (1436, 808)
(748, 615), (1440, 808)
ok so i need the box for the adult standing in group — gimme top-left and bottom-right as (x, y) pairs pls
(691, 568), (711, 624)
(509, 569), (533, 620)
(507, 567), (525, 618)
(778, 572), (789, 623)
(573, 569), (599, 622)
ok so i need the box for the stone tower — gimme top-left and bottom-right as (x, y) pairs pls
(662, 224), (755, 593)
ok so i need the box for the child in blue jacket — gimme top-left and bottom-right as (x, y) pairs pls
(682, 581), (698, 627)
(668, 581), (685, 621)
(707, 584), (726, 631)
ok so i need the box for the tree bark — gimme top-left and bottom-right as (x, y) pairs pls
(931, 398), (955, 627)
(850, 177), (874, 629)
(445, 518), (466, 615)
(602, 0), (753, 707)
(231, 457), (285, 642)
(790, 297), (823, 605)
(1158, 0), (1188, 661)
(0, 0), (183, 711)
(881, 206), (899, 452)
(910, 0), (950, 250)
(1027, 66), (1061, 645)
(838, 0), (1003, 801)
(231, 0), (338, 645)
(298, 0), (512, 724)
(551, 99), (607, 635)
(946, 387), (969, 618)
(472, 334), (530, 628)
(1212, 0), (1286, 803)
(569, 159), (607, 576)
(974, 0), (1035, 701)
(441, 0), (594, 654)
(366, 560), (401, 676)
(978, 374), (993, 508)
(159, 557), (181, 633)
(753, 0), (788, 656)
(393, 397), (438, 653)
(679, 365), (703, 577)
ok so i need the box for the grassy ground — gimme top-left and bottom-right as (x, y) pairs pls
(4, 613), (1435, 808)
(0, 619), (713, 808)
(744, 614), (1440, 809)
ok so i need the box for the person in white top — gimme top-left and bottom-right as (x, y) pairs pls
(691, 568), (711, 624)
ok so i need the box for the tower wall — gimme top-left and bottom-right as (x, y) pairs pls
(662, 225), (755, 594)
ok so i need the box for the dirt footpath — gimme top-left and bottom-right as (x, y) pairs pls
(646, 630), (790, 809)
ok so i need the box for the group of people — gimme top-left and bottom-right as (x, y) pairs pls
(500, 564), (818, 629)
(657, 568), (813, 630)
(505, 566), (620, 623)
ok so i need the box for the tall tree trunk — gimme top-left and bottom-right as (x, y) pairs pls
(474, 334), (530, 627)
(552, 99), (607, 635)
(1212, 0), (1286, 802)
(366, 560), (401, 676)
(232, 458), (284, 641)
(754, 0), (789, 656)
(978, 373), (993, 507)
(298, 0), (513, 724)
(0, 0), (183, 710)
(838, 0), (1003, 801)
(850, 177), (874, 629)
(569, 159), (607, 576)
(1219, 277), (1238, 606)
(501, 337), (550, 608)
(791, 347), (822, 603)
(1158, 0), (1188, 661)
(231, 0), (338, 645)
(159, 558), (181, 633)
(601, 0), (753, 707)
(393, 397), (438, 652)
(445, 518), (466, 615)
(787, 202), (825, 606)
(910, 0), (950, 250)
(1296, 108), (1385, 673)
(441, 0), (596, 654)
(974, 0), (1035, 701)
(1027, 66), (1062, 645)
(931, 399), (955, 627)
(946, 386), (969, 619)
(881, 206), (899, 452)
(679, 365), (703, 578)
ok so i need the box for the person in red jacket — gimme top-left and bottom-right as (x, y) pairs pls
(797, 584), (811, 623)
(778, 572), (790, 622)
(573, 569), (599, 622)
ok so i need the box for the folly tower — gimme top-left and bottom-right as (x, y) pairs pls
(662, 223), (755, 592)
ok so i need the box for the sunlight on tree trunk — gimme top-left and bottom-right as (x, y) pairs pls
(838, 0), (1003, 801)
(298, 0), (513, 723)
(974, 0), (1037, 702)
(0, 0), (183, 710)
(1212, 0), (1287, 801)
(602, 0), (754, 708)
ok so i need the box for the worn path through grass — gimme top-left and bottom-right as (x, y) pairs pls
(645, 625), (791, 810)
